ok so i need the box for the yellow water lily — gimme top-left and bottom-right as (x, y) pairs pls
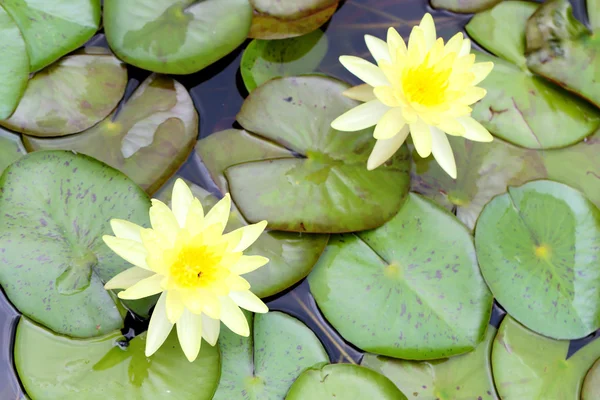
(331, 13), (494, 178)
(103, 179), (269, 362)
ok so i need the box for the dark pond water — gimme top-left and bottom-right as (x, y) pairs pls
(0, 0), (596, 398)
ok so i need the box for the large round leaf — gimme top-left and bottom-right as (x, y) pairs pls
(0, 129), (25, 176)
(361, 326), (499, 400)
(157, 176), (329, 298)
(241, 29), (328, 92)
(23, 74), (197, 195)
(431, 0), (501, 13)
(583, 358), (600, 399)
(285, 363), (407, 400)
(475, 180), (600, 339)
(0, 5), (28, 120)
(213, 311), (329, 399)
(0, 151), (155, 338)
(230, 75), (410, 233)
(15, 317), (220, 399)
(492, 316), (600, 399)
(0, 48), (127, 138)
(104, 0), (252, 75)
(308, 193), (493, 359)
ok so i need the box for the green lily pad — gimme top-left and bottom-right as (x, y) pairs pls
(241, 29), (328, 93)
(411, 135), (546, 230)
(0, 129), (25, 176)
(213, 311), (329, 399)
(23, 74), (197, 195)
(285, 363), (408, 400)
(228, 75), (410, 233)
(0, 48), (127, 138)
(0, 151), (155, 338)
(431, 0), (502, 13)
(308, 193), (492, 359)
(15, 317), (220, 399)
(582, 358), (600, 399)
(475, 180), (600, 339)
(361, 326), (499, 400)
(0, 0), (100, 72)
(104, 0), (252, 75)
(492, 316), (600, 399)
(589, 0), (600, 30)
(249, 0), (338, 40)
(0, 5), (28, 120)
(157, 176), (329, 298)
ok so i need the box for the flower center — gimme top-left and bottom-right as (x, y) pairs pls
(401, 55), (452, 107)
(169, 245), (225, 289)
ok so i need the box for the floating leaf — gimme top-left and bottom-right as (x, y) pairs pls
(582, 358), (600, 399)
(0, 48), (127, 138)
(228, 75), (410, 233)
(411, 135), (545, 230)
(0, 129), (25, 176)
(0, 151), (155, 337)
(241, 29), (328, 92)
(15, 317), (220, 399)
(104, 0), (252, 74)
(0, 5), (28, 119)
(213, 311), (328, 399)
(23, 74), (197, 195)
(157, 176), (328, 298)
(589, 0), (600, 30)
(475, 180), (600, 339)
(308, 193), (492, 359)
(492, 316), (600, 399)
(285, 363), (408, 399)
(431, 0), (501, 13)
(0, 0), (100, 72)
(361, 326), (499, 400)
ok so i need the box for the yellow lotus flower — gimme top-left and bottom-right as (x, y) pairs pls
(103, 179), (269, 362)
(331, 13), (494, 178)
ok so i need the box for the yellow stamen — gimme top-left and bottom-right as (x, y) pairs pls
(401, 53), (453, 107)
(169, 245), (225, 289)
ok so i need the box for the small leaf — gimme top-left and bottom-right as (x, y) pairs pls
(431, 0), (501, 13)
(0, 4), (28, 119)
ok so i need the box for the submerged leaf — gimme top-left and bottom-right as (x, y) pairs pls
(431, 0), (501, 13)
(0, 5), (28, 119)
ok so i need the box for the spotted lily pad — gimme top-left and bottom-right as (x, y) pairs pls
(0, 0), (100, 72)
(308, 193), (492, 359)
(431, 0), (501, 13)
(285, 363), (408, 400)
(0, 151), (155, 338)
(249, 0), (338, 39)
(0, 5), (28, 120)
(582, 358), (600, 399)
(23, 74), (197, 195)
(0, 48), (127, 138)
(361, 326), (498, 400)
(0, 129), (25, 176)
(14, 317), (220, 399)
(241, 29), (328, 92)
(104, 0), (252, 74)
(475, 180), (600, 339)
(228, 75), (410, 233)
(213, 311), (329, 399)
(492, 316), (600, 399)
(157, 176), (329, 298)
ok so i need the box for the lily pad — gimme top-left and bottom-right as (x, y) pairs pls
(582, 358), (600, 399)
(241, 29), (328, 92)
(430, 0), (502, 13)
(285, 363), (408, 400)
(411, 135), (545, 230)
(157, 176), (329, 298)
(475, 180), (600, 339)
(23, 74), (197, 195)
(361, 326), (498, 400)
(0, 151), (155, 338)
(589, 0), (600, 30)
(0, 129), (25, 176)
(308, 193), (492, 359)
(104, 0), (253, 75)
(0, 0), (100, 72)
(228, 75), (410, 233)
(14, 317), (220, 399)
(0, 5), (28, 120)
(492, 316), (600, 399)
(0, 48), (127, 138)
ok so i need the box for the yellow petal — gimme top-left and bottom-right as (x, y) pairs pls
(410, 119), (432, 158)
(229, 291), (269, 313)
(145, 292), (174, 357)
(221, 228), (244, 253)
(225, 274), (251, 291)
(459, 87), (487, 105)
(230, 255), (269, 275)
(201, 314), (220, 346)
(339, 55), (389, 87)
(458, 116), (494, 142)
(343, 84), (376, 102)
(444, 32), (463, 56)
(401, 104), (418, 123)
(331, 100), (389, 131)
(182, 288), (221, 319)
(419, 13), (436, 50)
(103, 235), (150, 270)
(219, 296), (250, 337)
(459, 38), (472, 57)
(184, 198), (205, 237)
(177, 309), (202, 362)
(229, 220), (267, 253)
(387, 27), (407, 63)
(171, 179), (194, 228)
(149, 199), (180, 242)
(117, 273), (164, 300)
(471, 61), (494, 85)
(166, 289), (185, 324)
(437, 118), (466, 136)
(104, 267), (155, 290)
(110, 219), (143, 243)
(203, 194), (231, 234)
(373, 108), (406, 139)
(430, 127), (457, 179)
(140, 228), (170, 275)
(407, 27), (426, 62)
(373, 86), (401, 108)
(367, 125), (410, 170)
(365, 34), (391, 63)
